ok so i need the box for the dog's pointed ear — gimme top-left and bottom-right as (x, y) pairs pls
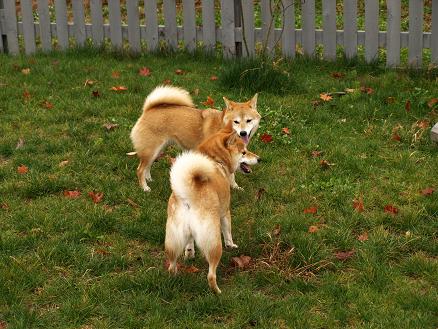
(223, 97), (233, 110)
(249, 93), (258, 108)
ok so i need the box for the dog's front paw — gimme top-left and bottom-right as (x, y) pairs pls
(184, 247), (195, 259)
(231, 184), (244, 191)
(225, 242), (238, 249)
(142, 185), (151, 192)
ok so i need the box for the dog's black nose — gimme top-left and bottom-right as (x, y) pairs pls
(240, 131), (247, 137)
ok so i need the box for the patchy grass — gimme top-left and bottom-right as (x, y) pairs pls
(1, 48), (438, 329)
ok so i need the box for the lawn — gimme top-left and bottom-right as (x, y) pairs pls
(0, 48), (437, 328)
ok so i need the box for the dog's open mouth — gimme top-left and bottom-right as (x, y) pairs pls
(240, 162), (251, 174)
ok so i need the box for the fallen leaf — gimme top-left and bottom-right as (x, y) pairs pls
(357, 232), (369, 241)
(0, 320), (7, 329)
(63, 190), (81, 198)
(231, 255), (252, 269)
(127, 198), (139, 208)
(391, 132), (401, 141)
(384, 204), (398, 215)
(23, 90), (31, 101)
(1, 203), (10, 210)
(308, 225), (319, 233)
(427, 98), (438, 108)
(335, 250), (355, 261)
(103, 123), (119, 131)
(320, 159), (334, 169)
(183, 265), (200, 273)
(163, 79), (172, 85)
(92, 90), (101, 97)
(320, 93), (333, 102)
(272, 224), (281, 236)
(17, 165), (28, 174)
(405, 100), (411, 112)
(311, 150), (322, 158)
(103, 204), (114, 213)
(175, 69), (185, 75)
(416, 120), (429, 129)
(311, 99), (321, 107)
(110, 86), (128, 92)
(41, 100), (53, 109)
(420, 187), (435, 196)
(202, 96), (215, 107)
(303, 206), (317, 215)
(88, 191), (104, 204)
(15, 138), (25, 149)
(111, 71), (121, 78)
(281, 127), (290, 135)
(95, 248), (110, 256)
(353, 196), (364, 213)
(331, 72), (345, 79)
(260, 133), (273, 143)
(21, 68), (31, 75)
(255, 188), (266, 201)
(139, 67), (151, 77)
(84, 79), (96, 86)
(210, 75), (218, 81)
(58, 160), (69, 167)
(360, 86), (374, 95)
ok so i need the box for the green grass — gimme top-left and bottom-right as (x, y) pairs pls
(1, 48), (438, 329)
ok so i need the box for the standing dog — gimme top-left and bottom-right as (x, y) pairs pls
(130, 85), (261, 191)
(165, 126), (260, 294)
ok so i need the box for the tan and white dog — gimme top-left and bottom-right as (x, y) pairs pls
(130, 85), (261, 192)
(165, 127), (260, 294)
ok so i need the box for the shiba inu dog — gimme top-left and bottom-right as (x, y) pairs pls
(165, 126), (260, 294)
(129, 85), (261, 192)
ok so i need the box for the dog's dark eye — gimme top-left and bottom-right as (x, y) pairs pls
(242, 151), (246, 155)
(234, 120), (239, 124)
(246, 119), (252, 123)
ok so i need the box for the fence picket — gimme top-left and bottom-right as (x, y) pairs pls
(164, 0), (178, 49)
(127, 0), (140, 52)
(281, 0), (294, 57)
(408, 0), (423, 67)
(109, 0), (123, 49)
(302, 0), (315, 56)
(72, 0), (86, 46)
(21, 0), (36, 54)
(220, 0), (235, 58)
(344, 0), (357, 58)
(3, 0), (19, 54)
(386, 0), (400, 67)
(323, 0), (336, 60)
(433, 0), (438, 64)
(37, 0), (52, 51)
(241, 0), (255, 57)
(261, 0), (274, 54)
(145, 0), (158, 50)
(202, 0), (216, 50)
(90, 0), (104, 46)
(365, 0), (378, 62)
(183, 0), (196, 51)
(55, 0), (69, 50)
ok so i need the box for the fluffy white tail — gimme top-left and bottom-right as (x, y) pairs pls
(142, 85), (194, 112)
(170, 152), (215, 200)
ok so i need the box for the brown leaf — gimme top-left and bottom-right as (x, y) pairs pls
(420, 187), (435, 196)
(320, 159), (334, 169)
(21, 68), (31, 75)
(202, 96), (215, 107)
(175, 69), (185, 75)
(311, 99), (321, 107)
(58, 160), (69, 167)
(308, 225), (319, 233)
(391, 133), (401, 141)
(303, 206), (317, 215)
(0, 320), (7, 329)
(360, 86), (374, 95)
(17, 165), (28, 174)
(357, 232), (369, 241)
(163, 79), (172, 85)
(331, 72), (345, 79)
(256, 188), (266, 201)
(311, 150), (322, 158)
(319, 93), (333, 102)
(92, 90), (101, 97)
(210, 75), (218, 81)
(384, 204), (398, 215)
(427, 98), (438, 108)
(1, 203), (10, 210)
(353, 196), (364, 213)
(281, 127), (290, 135)
(272, 224), (281, 237)
(88, 191), (104, 204)
(23, 90), (31, 101)
(95, 248), (110, 256)
(416, 119), (429, 129)
(103, 123), (119, 131)
(260, 133), (273, 143)
(41, 100), (53, 109)
(63, 190), (81, 198)
(405, 100), (411, 112)
(183, 265), (200, 273)
(110, 86), (128, 92)
(111, 71), (121, 78)
(231, 255), (252, 269)
(127, 198), (139, 208)
(15, 138), (25, 149)
(138, 67), (151, 77)
(335, 250), (355, 261)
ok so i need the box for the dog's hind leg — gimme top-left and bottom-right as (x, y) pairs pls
(136, 139), (168, 192)
(205, 243), (222, 294)
(221, 210), (238, 249)
(165, 227), (185, 275)
(136, 158), (151, 192)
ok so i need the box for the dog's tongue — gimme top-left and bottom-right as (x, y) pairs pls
(241, 135), (249, 144)
(240, 163), (251, 174)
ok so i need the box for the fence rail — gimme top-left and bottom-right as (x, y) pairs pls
(0, 0), (437, 67)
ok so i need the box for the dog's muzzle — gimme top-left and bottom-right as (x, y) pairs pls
(240, 162), (251, 174)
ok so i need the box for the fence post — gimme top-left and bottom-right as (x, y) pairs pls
(0, 0), (5, 52)
(433, 0), (438, 64)
(234, 0), (242, 57)
(3, 0), (19, 54)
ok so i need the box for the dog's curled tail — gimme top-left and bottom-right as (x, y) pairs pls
(170, 152), (215, 200)
(142, 85), (194, 112)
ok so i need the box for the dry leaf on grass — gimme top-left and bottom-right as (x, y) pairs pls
(138, 67), (151, 77)
(308, 225), (319, 233)
(384, 204), (399, 215)
(260, 133), (273, 143)
(103, 123), (119, 131)
(231, 255), (252, 269)
(357, 232), (369, 241)
(202, 96), (215, 107)
(335, 250), (355, 261)
(420, 187), (435, 196)
(88, 191), (104, 204)
(63, 190), (81, 198)
(303, 206), (318, 215)
(17, 165), (28, 174)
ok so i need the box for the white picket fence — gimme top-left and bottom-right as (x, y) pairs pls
(0, 0), (437, 67)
